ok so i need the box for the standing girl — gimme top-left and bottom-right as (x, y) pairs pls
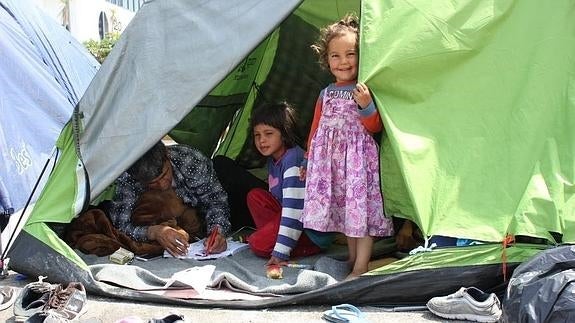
(301, 14), (394, 279)
(246, 102), (333, 266)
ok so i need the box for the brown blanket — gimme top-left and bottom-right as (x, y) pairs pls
(65, 189), (204, 257)
(64, 208), (164, 257)
(131, 189), (205, 239)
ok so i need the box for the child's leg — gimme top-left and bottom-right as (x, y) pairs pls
(246, 189), (281, 257)
(248, 221), (280, 257)
(246, 188), (281, 229)
(347, 236), (374, 279)
(346, 237), (357, 267)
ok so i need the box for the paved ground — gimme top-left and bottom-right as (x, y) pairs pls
(0, 271), (448, 323)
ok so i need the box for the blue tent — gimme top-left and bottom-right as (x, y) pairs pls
(0, 0), (99, 216)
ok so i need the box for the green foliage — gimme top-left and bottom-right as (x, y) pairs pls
(83, 32), (120, 63)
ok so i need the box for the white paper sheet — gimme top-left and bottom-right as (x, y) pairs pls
(163, 238), (249, 260)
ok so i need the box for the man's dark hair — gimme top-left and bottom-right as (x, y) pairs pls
(249, 101), (300, 148)
(128, 141), (167, 184)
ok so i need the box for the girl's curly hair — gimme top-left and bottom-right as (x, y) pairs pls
(311, 13), (359, 71)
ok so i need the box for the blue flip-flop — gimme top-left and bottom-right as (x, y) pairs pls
(322, 304), (369, 323)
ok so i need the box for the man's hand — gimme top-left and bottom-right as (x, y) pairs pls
(204, 229), (227, 254)
(148, 225), (189, 257)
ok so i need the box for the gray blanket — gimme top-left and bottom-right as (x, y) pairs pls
(83, 238), (396, 298)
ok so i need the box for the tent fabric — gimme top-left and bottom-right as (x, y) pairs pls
(9, 0), (304, 228)
(211, 0), (360, 166)
(0, 0), (98, 215)
(362, 0), (575, 243)
(77, 0), (304, 200)
(3, 0), (574, 308)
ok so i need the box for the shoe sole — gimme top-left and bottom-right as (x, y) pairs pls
(428, 307), (501, 322)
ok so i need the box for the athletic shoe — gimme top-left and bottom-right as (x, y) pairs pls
(426, 287), (502, 322)
(41, 282), (87, 321)
(13, 277), (58, 321)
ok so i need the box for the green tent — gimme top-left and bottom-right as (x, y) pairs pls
(3, 0), (573, 308)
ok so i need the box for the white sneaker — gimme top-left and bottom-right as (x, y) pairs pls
(426, 287), (502, 322)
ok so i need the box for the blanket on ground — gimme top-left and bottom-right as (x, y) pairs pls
(79, 238), (397, 299)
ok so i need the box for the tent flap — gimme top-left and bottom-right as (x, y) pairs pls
(361, 0), (575, 243)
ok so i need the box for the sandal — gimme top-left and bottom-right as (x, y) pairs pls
(148, 314), (185, 323)
(322, 304), (369, 323)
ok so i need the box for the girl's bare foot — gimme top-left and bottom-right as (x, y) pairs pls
(344, 270), (364, 281)
(344, 267), (367, 281)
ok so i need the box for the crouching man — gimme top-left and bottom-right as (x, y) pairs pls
(109, 141), (231, 257)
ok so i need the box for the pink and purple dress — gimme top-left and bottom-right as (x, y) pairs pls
(301, 82), (394, 238)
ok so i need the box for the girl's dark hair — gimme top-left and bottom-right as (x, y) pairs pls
(249, 101), (299, 149)
(311, 13), (359, 70)
(128, 141), (167, 184)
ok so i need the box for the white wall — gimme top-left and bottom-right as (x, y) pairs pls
(32, 0), (62, 18)
(31, 0), (136, 42)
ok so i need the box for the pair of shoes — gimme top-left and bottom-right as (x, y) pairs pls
(0, 286), (16, 311)
(426, 287), (502, 322)
(322, 304), (369, 323)
(14, 277), (87, 322)
(13, 276), (58, 321)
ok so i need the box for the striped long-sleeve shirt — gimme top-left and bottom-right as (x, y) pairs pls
(269, 146), (306, 260)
